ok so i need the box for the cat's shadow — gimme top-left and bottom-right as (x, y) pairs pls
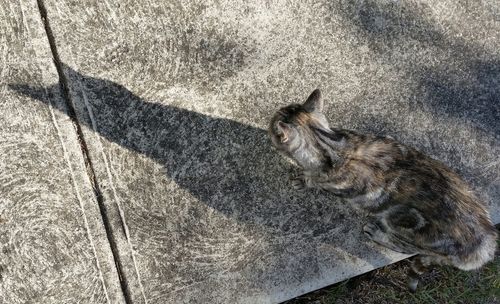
(10, 64), (393, 268)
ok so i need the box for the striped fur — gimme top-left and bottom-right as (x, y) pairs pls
(269, 89), (498, 290)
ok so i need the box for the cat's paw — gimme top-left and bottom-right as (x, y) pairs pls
(291, 176), (307, 191)
(408, 277), (419, 293)
(363, 221), (387, 242)
(362, 222), (379, 239)
(363, 221), (411, 253)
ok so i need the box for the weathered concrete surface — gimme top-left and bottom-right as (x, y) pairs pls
(14, 0), (500, 303)
(0, 1), (125, 303)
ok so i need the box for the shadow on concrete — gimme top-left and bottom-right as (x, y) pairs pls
(329, 0), (500, 138)
(10, 65), (392, 269)
(328, 0), (444, 50)
(416, 62), (500, 137)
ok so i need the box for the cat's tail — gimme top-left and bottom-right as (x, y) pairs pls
(452, 228), (498, 271)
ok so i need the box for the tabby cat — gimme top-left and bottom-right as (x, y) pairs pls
(269, 89), (497, 291)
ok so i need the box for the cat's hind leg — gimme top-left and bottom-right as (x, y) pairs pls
(364, 205), (429, 254)
(363, 220), (432, 292)
(365, 207), (450, 291)
(407, 255), (449, 292)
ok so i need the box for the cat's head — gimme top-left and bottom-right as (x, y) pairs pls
(269, 89), (329, 153)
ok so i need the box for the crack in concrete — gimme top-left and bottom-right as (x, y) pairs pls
(35, 0), (133, 303)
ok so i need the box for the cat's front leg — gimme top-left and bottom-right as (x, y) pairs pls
(291, 171), (328, 191)
(290, 171), (323, 191)
(307, 173), (357, 197)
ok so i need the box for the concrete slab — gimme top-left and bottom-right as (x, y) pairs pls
(16, 0), (500, 303)
(0, 1), (125, 303)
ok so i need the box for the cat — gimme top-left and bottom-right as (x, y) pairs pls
(269, 89), (498, 291)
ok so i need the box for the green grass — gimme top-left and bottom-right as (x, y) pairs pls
(286, 237), (500, 304)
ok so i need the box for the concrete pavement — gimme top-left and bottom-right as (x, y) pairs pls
(0, 1), (123, 303)
(3, 0), (500, 303)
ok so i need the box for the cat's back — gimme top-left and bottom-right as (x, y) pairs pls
(385, 141), (490, 225)
(392, 146), (487, 218)
(341, 133), (408, 171)
(383, 141), (497, 269)
(329, 131), (494, 239)
(344, 134), (496, 240)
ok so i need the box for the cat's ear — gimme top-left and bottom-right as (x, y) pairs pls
(277, 121), (293, 143)
(303, 89), (323, 113)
